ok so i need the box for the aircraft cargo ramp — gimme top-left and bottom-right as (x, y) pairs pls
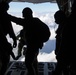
(5, 61), (57, 75)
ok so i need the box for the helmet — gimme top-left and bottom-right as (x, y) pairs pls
(22, 7), (33, 18)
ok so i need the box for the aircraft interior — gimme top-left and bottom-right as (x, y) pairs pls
(0, 0), (75, 75)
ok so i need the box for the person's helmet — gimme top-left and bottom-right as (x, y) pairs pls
(22, 7), (33, 18)
(54, 10), (66, 24)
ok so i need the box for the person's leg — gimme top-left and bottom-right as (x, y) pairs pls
(52, 61), (63, 75)
(0, 56), (10, 75)
(25, 52), (35, 75)
(53, 61), (70, 75)
(25, 47), (39, 75)
(16, 41), (24, 60)
(33, 58), (39, 75)
(0, 59), (2, 75)
(33, 50), (39, 75)
(70, 62), (76, 75)
(62, 65), (70, 75)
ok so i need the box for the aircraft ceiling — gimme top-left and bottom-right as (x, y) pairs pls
(2, 0), (56, 3)
(0, 0), (74, 15)
(9, 0), (73, 15)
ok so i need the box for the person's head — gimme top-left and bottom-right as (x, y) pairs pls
(0, 1), (9, 12)
(54, 10), (66, 24)
(22, 7), (33, 19)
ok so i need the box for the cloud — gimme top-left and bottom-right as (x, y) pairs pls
(11, 51), (57, 62)
(38, 51), (57, 62)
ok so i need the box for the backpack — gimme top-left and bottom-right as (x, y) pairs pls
(23, 18), (51, 44)
(35, 18), (51, 43)
(42, 24), (51, 42)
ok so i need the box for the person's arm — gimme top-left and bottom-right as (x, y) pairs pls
(7, 13), (23, 47)
(8, 13), (23, 25)
(8, 21), (17, 48)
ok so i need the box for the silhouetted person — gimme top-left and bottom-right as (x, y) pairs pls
(0, 27), (10, 75)
(0, 42), (16, 75)
(67, 0), (76, 74)
(0, 1), (17, 75)
(52, 10), (69, 75)
(0, 1), (17, 48)
(0, 26), (16, 75)
(54, 10), (66, 55)
(54, 1), (76, 74)
(8, 7), (50, 75)
(56, 1), (76, 75)
(16, 29), (27, 59)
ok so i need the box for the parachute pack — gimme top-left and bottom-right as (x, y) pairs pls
(35, 18), (51, 43)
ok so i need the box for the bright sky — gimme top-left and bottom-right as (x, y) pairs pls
(8, 2), (59, 13)
(8, 2), (58, 62)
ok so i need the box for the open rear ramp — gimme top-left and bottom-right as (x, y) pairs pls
(5, 61), (56, 75)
